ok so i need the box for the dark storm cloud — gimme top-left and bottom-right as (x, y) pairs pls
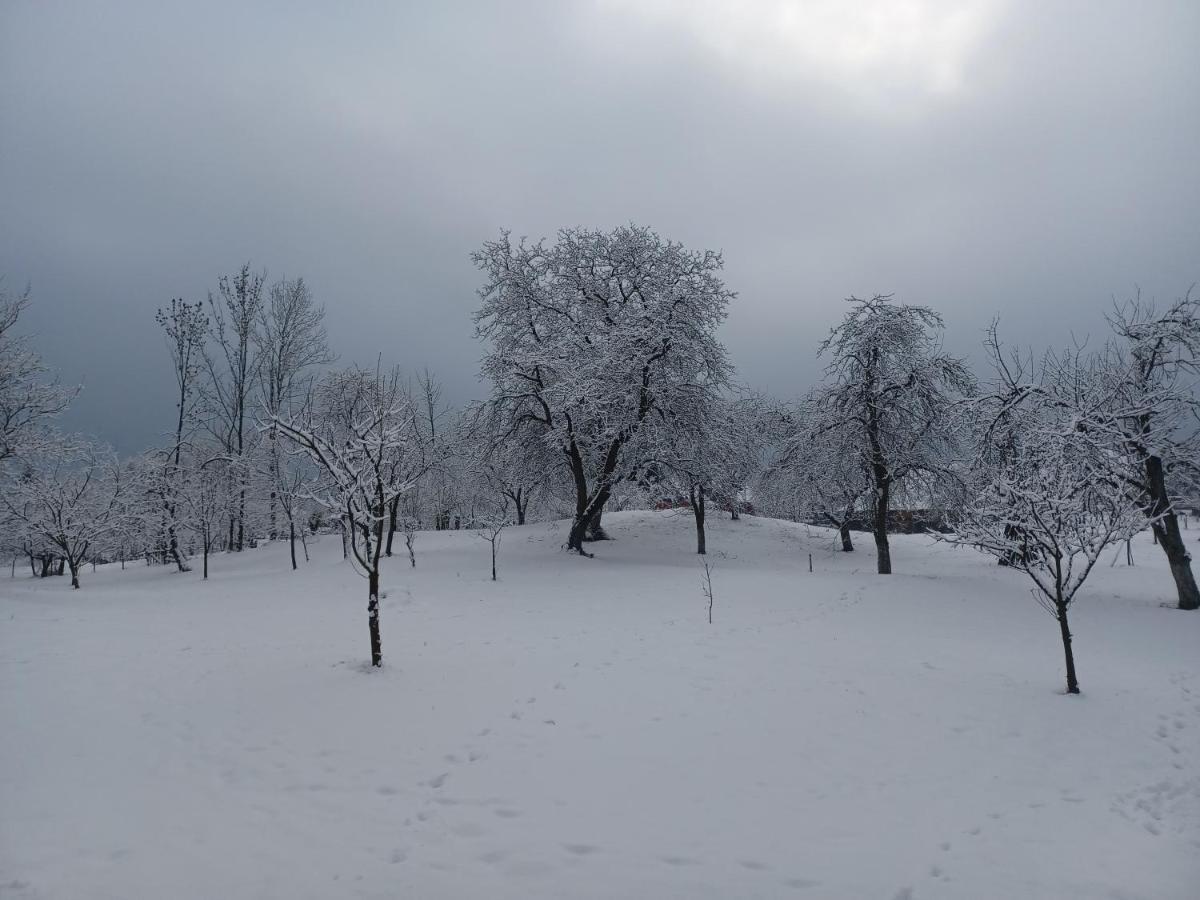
(2, 1), (1197, 452)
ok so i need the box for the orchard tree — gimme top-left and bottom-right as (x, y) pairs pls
(953, 378), (1144, 694)
(1097, 293), (1200, 610)
(766, 393), (870, 552)
(474, 225), (733, 555)
(3, 436), (126, 589)
(273, 364), (434, 668)
(817, 295), (974, 573)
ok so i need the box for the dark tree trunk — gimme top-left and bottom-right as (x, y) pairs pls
(491, 541), (497, 581)
(368, 568), (383, 667)
(1056, 601), (1080, 694)
(872, 478), (892, 575)
(839, 521), (854, 552)
(586, 504), (609, 541)
(1144, 457), (1199, 609)
(68, 561), (80, 589)
(202, 543), (209, 580)
(289, 522), (297, 571)
(691, 484), (706, 555)
(514, 488), (527, 526)
(385, 496), (399, 557)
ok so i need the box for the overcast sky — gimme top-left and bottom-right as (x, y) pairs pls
(2, 1), (1197, 453)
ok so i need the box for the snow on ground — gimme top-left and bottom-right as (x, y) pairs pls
(2, 511), (1199, 899)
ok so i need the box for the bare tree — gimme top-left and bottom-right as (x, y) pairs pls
(155, 298), (208, 572)
(273, 364), (433, 667)
(951, 377), (1146, 694)
(255, 276), (335, 541)
(205, 263), (265, 551)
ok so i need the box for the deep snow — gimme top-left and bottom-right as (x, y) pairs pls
(2, 511), (1198, 899)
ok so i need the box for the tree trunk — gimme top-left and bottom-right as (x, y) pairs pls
(68, 561), (80, 589)
(202, 543), (209, 580)
(1057, 601), (1080, 694)
(385, 496), (399, 557)
(872, 479), (892, 574)
(491, 541), (497, 581)
(586, 504), (609, 541)
(368, 568), (383, 667)
(514, 489), (527, 526)
(289, 523), (298, 571)
(839, 521), (854, 552)
(1144, 456), (1199, 610)
(691, 484), (706, 555)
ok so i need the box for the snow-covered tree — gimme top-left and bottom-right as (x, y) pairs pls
(0, 284), (74, 463)
(204, 264), (265, 552)
(155, 297), (208, 571)
(647, 395), (766, 555)
(951, 375), (1145, 694)
(473, 225), (733, 554)
(816, 295), (974, 573)
(3, 435), (126, 589)
(273, 364), (434, 667)
(255, 275), (335, 541)
(180, 452), (232, 580)
(764, 393), (871, 551)
(1095, 293), (1200, 610)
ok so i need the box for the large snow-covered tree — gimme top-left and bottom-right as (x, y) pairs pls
(473, 225), (733, 554)
(816, 295), (974, 573)
(273, 364), (434, 667)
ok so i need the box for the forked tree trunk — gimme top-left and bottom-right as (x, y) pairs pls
(1056, 600), (1080, 694)
(367, 568), (383, 667)
(68, 561), (80, 589)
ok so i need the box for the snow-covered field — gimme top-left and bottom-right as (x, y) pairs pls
(2, 511), (1198, 899)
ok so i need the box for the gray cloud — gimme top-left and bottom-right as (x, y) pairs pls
(2, 0), (1197, 452)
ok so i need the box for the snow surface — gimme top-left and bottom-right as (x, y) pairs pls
(2, 511), (1198, 899)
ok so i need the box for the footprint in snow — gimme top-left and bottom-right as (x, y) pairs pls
(427, 772), (449, 789)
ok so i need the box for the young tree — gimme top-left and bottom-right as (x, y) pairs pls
(3, 436), (126, 589)
(155, 298), (208, 572)
(180, 452), (231, 580)
(766, 394), (870, 551)
(952, 401), (1144, 694)
(817, 295), (974, 573)
(273, 364), (434, 667)
(475, 509), (509, 582)
(473, 225), (734, 555)
(0, 283), (75, 463)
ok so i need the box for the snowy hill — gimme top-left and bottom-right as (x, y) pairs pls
(2, 511), (1198, 899)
